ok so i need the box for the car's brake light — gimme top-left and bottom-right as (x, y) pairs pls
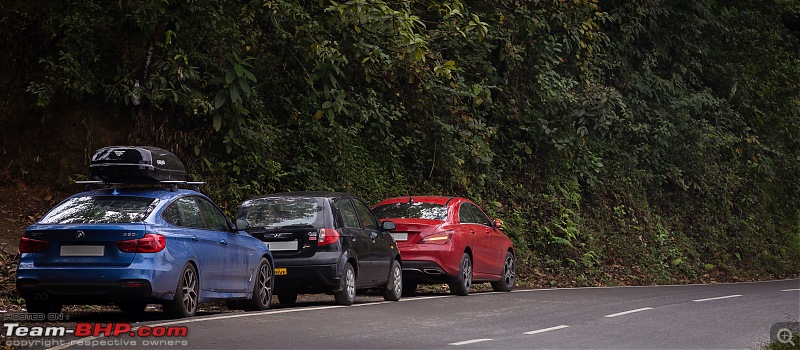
(317, 228), (340, 246)
(116, 234), (166, 253)
(419, 230), (452, 244)
(19, 237), (49, 253)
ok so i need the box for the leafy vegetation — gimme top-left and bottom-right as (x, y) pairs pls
(1, 0), (798, 284)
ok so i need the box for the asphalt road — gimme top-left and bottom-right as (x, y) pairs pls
(41, 279), (800, 349)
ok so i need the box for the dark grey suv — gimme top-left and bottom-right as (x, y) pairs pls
(236, 192), (402, 305)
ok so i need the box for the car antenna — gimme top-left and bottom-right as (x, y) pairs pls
(409, 197), (414, 204)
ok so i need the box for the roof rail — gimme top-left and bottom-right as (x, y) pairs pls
(75, 180), (207, 191)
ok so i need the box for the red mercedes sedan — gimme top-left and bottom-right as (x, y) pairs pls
(372, 196), (515, 296)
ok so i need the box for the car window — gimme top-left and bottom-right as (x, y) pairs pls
(166, 197), (206, 229)
(467, 203), (492, 226)
(352, 199), (378, 230)
(238, 197), (322, 228)
(372, 202), (447, 220)
(197, 197), (230, 231)
(336, 199), (361, 228)
(458, 203), (477, 224)
(40, 196), (158, 224)
(161, 203), (182, 226)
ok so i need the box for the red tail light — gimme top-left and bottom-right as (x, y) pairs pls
(116, 234), (166, 253)
(419, 230), (452, 244)
(19, 237), (49, 253)
(317, 228), (340, 246)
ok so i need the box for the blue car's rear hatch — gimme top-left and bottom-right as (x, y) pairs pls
(25, 224), (147, 266)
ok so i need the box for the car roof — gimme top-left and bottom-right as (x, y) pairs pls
(246, 191), (358, 201)
(376, 196), (456, 205)
(72, 187), (203, 200)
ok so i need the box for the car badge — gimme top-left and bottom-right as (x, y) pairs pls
(264, 233), (290, 239)
(113, 150), (125, 156)
(75, 231), (86, 240)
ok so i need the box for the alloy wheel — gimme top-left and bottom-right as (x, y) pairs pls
(257, 263), (273, 306)
(181, 268), (198, 315)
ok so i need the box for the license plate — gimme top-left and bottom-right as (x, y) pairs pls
(390, 232), (408, 241)
(274, 268), (287, 276)
(60, 245), (104, 257)
(264, 240), (298, 251)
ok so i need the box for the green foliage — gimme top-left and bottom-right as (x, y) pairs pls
(2, 0), (798, 284)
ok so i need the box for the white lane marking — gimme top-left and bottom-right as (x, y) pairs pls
(692, 294), (742, 302)
(508, 278), (799, 292)
(781, 288), (800, 292)
(351, 301), (392, 307)
(448, 338), (493, 346)
(604, 307), (653, 318)
(524, 325), (569, 335)
(400, 295), (454, 301)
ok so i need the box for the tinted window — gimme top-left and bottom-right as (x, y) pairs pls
(352, 199), (378, 230)
(238, 197), (323, 228)
(467, 204), (492, 226)
(161, 203), (181, 226)
(40, 196), (158, 224)
(197, 197), (229, 231)
(458, 203), (477, 224)
(373, 202), (447, 220)
(336, 199), (360, 228)
(166, 197), (205, 229)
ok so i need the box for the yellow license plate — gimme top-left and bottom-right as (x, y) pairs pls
(274, 268), (287, 276)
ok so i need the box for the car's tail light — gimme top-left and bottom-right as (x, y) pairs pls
(116, 234), (166, 253)
(19, 237), (49, 253)
(419, 230), (452, 244)
(317, 228), (340, 246)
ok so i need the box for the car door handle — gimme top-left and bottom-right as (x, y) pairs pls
(191, 235), (199, 242)
(219, 239), (228, 245)
(369, 232), (378, 240)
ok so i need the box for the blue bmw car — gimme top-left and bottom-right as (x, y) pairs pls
(16, 187), (274, 318)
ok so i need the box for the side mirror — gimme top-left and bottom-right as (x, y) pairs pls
(235, 218), (251, 231)
(381, 220), (396, 231)
(493, 218), (503, 229)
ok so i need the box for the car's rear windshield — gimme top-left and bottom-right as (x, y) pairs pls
(40, 196), (158, 224)
(238, 197), (323, 228)
(373, 202), (448, 220)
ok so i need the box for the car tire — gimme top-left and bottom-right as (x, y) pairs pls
(334, 262), (356, 306)
(25, 300), (62, 314)
(164, 263), (199, 319)
(117, 300), (148, 315)
(491, 251), (516, 292)
(448, 253), (472, 296)
(402, 282), (418, 297)
(277, 291), (298, 305)
(382, 260), (402, 301)
(243, 258), (273, 311)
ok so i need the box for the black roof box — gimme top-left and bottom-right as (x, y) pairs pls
(90, 146), (187, 183)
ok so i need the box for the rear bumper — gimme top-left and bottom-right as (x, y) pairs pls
(397, 244), (462, 282)
(273, 252), (344, 292)
(15, 255), (182, 302)
(17, 280), (152, 304)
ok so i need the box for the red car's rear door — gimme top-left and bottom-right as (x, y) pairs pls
(466, 204), (506, 277)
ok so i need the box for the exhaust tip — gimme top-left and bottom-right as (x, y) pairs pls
(423, 268), (444, 275)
